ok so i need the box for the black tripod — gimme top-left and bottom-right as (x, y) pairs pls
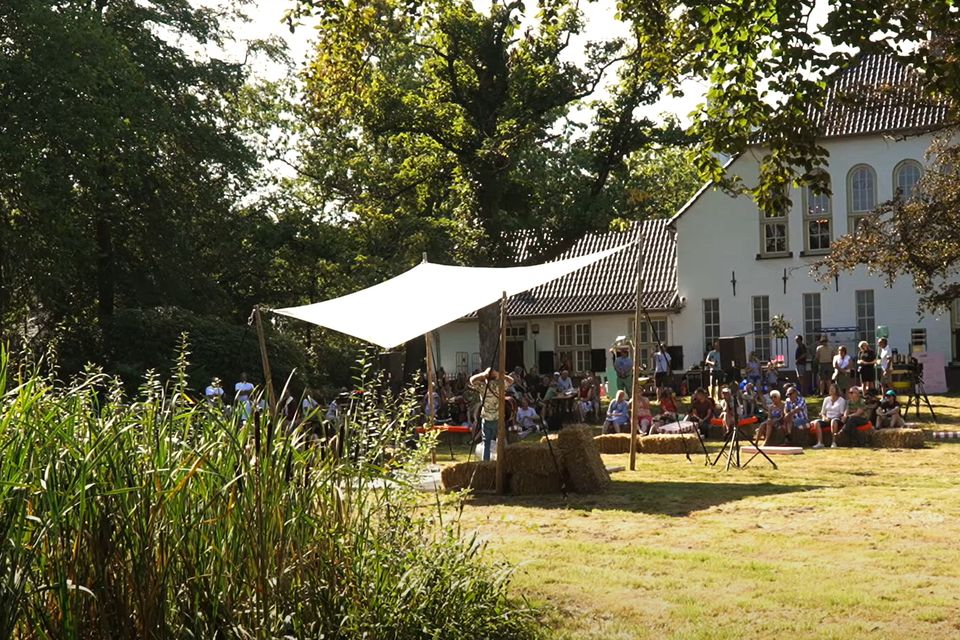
(710, 392), (777, 470)
(909, 370), (936, 423)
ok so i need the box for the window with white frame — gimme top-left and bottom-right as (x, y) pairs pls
(760, 203), (789, 256)
(802, 293), (822, 347)
(629, 317), (667, 371)
(894, 160), (923, 200)
(847, 164), (877, 234)
(911, 328), (927, 353)
(855, 289), (876, 345)
(752, 295), (771, 361)
(556, 321), (591, 374)
(803, 175), (832, 252)
(703, 298), (720, 355)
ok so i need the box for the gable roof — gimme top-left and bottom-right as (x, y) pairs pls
(814, 54), (953, 138)
(492, 219), (679, 318)
(668, 54), (955, 227)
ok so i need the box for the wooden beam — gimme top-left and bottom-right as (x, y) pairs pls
(629, 234), (645, 471)
(253, 306), (278, 419)
(496, 291), (508, 494)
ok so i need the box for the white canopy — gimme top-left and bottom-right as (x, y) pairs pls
(274, 242), (634, 349)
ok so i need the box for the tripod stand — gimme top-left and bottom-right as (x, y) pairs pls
(910, 372), (937, 423)
(711, 392), (777, 471)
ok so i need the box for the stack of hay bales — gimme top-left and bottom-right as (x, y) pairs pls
(440, 461), (496, 491)
(593, 433), (635, 454)
(557, 427), (609, 493)
(638, 433), (701, 454)
(869, 428), (925, 449)
(502, 443), (565, 495)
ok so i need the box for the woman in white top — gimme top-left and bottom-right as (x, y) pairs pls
(816, 383), (846, 441)
(832, 345), (853, 393)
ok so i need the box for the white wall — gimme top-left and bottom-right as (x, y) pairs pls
(672, 133), (952, 369)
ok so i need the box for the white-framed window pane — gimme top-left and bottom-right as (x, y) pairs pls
(575, 350), (592, 374)
(763, 222), (788, 253)
(850, 166), (876, 212)
(752, 295), (771, 361)
(807, 219), (831, 251)
(703, 298), (720, 354)
(575, 322), (590, 346)
(557, 324), (572, 347)
(895, 161), (922, 199)
(806, 188), (830, 217)
(802, 293), (822, 348)
(856, 289), (876, 345)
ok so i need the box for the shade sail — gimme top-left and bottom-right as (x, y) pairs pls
(274, 242), (634, 349)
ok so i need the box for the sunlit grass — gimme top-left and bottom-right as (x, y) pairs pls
(442, 394), (960, 639)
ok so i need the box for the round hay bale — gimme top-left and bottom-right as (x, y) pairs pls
(556, 426), (610, 493)
(440, 461), (496, 491)
(869, 428), (925, 449)
(593, 433), (635, 454)
(639, 434), (701, 454)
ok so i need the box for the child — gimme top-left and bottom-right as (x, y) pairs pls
(876, 389), (906, 429)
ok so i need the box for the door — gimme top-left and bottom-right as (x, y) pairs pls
(505, 341), (525, 372)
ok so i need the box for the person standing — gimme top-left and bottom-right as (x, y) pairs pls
(469, 368), (515, 461)
(234, 372), (255, 423)
(612, 347), (633, 400)
(704, 341), (723, 399)
(832, 346), (853, 394)
(205, 377), (224, 406)
(653, 343), (672, 390)
(815, 335), (833, 396)
(856, 340), (878, 392)
(794, 335), (809, 395)
(877, 337), (893, 392)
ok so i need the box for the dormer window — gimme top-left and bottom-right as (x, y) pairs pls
(847, 164), (877, 234)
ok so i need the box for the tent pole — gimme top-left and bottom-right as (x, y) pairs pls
(496, 291), (508, 495)
(254, 306), (278, 419)
(629, 233), (645, 471)
(425, 330), (437, 462)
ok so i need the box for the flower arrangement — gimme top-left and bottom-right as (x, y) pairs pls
(770, 314), (792, 339)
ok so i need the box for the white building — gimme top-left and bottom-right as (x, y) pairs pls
(435, 55), (958, 389)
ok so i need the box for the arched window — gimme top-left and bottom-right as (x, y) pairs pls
(803, 172), (831, 253)
(847, 164), (877, 234)
(894, 160), (923, 200)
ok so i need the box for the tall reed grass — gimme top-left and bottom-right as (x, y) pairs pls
(0, 348), (536, 639)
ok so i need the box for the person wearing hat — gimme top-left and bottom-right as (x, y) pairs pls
(876, 389), (906, 429)
(611, 346), (633, 400)
(205, 377), (224, 406)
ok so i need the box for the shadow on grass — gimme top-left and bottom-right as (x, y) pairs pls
(467, 480), (823, 517)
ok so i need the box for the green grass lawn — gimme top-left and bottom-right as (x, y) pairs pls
(446, 394), (960, 639)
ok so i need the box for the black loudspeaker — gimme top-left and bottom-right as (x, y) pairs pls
(718, 336), (747, 371)
(666, 345), (683, 371)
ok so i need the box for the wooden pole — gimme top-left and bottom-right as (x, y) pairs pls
(425, 331), (436, 424)
(253, 306), (278, 419)
(629, 234), (645, 471)
(496, 291), (508, 495)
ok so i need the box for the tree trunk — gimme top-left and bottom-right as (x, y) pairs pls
(477, 301), (501, 370)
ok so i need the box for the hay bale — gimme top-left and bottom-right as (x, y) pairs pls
(593, 433), (636, 454)
(509, 470), (564, 495)
(440, 461), (496, 491)
(556, 426), (610, 493)
(869, 428), (925, 449)
(638, 434), (701, 454)
(502, 443), (562, 475)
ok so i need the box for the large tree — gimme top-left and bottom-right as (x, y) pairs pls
(0, 0), (263, 355)
(289, 0), (685, 363)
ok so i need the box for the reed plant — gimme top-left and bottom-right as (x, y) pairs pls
(0, 346), (536, 639)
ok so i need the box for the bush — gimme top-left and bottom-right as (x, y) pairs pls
(0, 351), (537, 639)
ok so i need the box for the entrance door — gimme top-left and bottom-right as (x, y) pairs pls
(505, 341), (525, 372)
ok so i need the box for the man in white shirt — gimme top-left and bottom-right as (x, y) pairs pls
(654, 344), (672, 390)
(704, 342), (722, 399)
(556, 370), (574, 393)
(877, 337), (893, 392)
(514, 398), (541, 436)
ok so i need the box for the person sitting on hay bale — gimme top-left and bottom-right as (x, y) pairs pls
(833, 386), (872, 447)
(687, 387), (716, 438)
(739, 381), (762, 419)
(876, 389), (907, 429)
(603, 390), (630, 434)
(576, 375), (600, 423)
(631, 392), (654, 435)
(514, 397), (543, 438)
(786, 386), (824, 449)
(757, 389), (787, 446)
(649, 387), (681, 434)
